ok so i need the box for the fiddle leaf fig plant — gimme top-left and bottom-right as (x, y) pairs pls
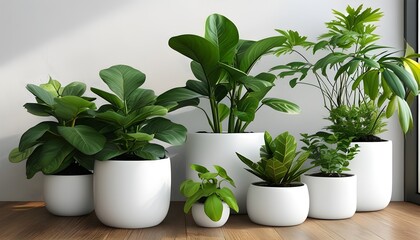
(180, 164), (239, 221)
(9, 78), (106, 178)
(156, 13), (300, 133)
(272, 5), (420, 137)
(236, 131), (312, 186)
(301, 132), (359, 176)
(91, 64), (187, 160)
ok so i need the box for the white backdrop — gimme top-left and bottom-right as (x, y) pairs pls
(0, 0), (404, 201)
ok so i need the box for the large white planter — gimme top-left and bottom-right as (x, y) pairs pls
(192, 202), (230, 227)
(350, 141), (392, 211)
(185, 132), (263, 214)
(94, 158), (171, 228)
(301, 174), (357, 219)
(44, 174), (94, 216)
(247, 182), (309, 226)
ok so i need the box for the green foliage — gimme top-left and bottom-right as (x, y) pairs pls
(326, 103), (386, 140)
(301, 132), (359, 176)
(91, 65), (187, 160)
(9, 78), (106, 179)
(156, 13), (300, 133)
(236, 131), (312, 186)
(272, 5), (420, 135)
(180, 164), (239, 221)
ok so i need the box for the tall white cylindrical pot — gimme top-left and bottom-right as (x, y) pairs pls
(350, 141), (392, 211)
(44, 174), (94, 216)
(301, 174), (357, 219)
(94, 158), (171, 228)
(192, 202), (230, 227)
(185, 132), (263, 214)
(247, 182), (309, 226)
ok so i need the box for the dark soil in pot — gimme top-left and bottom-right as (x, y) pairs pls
(307, 172), (354, 178)
(353, 135), (386, 142)
(252, 182), (304, 187)
(54, 162), (91, 175)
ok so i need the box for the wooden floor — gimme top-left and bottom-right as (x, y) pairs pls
(1, 202), (420, 240)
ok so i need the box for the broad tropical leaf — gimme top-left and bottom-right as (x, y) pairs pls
(141, 117), (187, 145)
(204, 194), (224, 221)
(57, 125), (106, 155)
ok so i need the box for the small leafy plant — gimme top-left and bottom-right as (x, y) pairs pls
(180, 164), (239, 221)
(91, 65), (187, 160)
(156, 13), (300, 133)
(301, 132), (359, 176)
(236, 131), (312, 186)
(272, 5), (420, 136)
(9, 78), (106, 178)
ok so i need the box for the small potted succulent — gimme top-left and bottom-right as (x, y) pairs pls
(180, 164), (239, 227)
(300, 132), (359, 219)
(236, 131), (312, 226)
(9, 78), (106, 216)
(91, 65), (187, 228)
(271, 5), (420, 211)
(157, 13), (300, 212)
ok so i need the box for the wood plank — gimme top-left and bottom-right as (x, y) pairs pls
(275, 218), (341, 240)
(222, 214), (283, 240)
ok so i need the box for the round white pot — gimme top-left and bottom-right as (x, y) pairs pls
(247, 182), (309, 226)
(350, 141), (392, 211)
(301, 174), (357, 219)
(192, 202), (230, 227)
(185, 132), (263, 214)
(94, 158), (171, 228)
(44, 174), (94, 216)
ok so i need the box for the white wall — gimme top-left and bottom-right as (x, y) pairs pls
(0, 0), (404, 201)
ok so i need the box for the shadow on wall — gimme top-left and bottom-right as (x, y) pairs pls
(0, 0), (136, 66)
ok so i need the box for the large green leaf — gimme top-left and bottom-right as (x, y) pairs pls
(54, 96), (96, 121)
(383, 63), (418, 95)
(57, 125), (106, 155)
(264, 159), (287, 184)
(180, 179), (201, 198)
(95, 111), (126, 126)
(234, 96), (259, 122)
(9, 147), (35, 163)
(382, 69), (406, 99)
(169, 35), (220, 85)
(238, 36), (287, 73)
(217, 103), (229, 122)
(91, 87), (124, 109)
(19, 121), (55, 151)
(127, 88), (157, 111)
(26, 84), (55, 106)
(124, 106), (168, 128)
(141, 117), (187, 145)
(397, 96), (413, 133)
(262, 98), (300, 114)
(204, 194), (224, 221)
(274, 131), (297, 165)
(36, 139), (74, 175)
(23, 103), (52, 116)
(156, 87), (202, 108)
(62, 82), (86, 97)
(216, 187), (239, 213)
(94, 142), (126, 161)
(205, 14), (239, 64)
(403, 58), (420, 85)
(186, 80), (209, 96)
(134, 143), (166, 160)
(99, 65), (146, 101)
(362, 70), (380, 100)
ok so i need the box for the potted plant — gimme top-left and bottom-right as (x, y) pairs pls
(180, 164), (238, 227)
(90, 64), (187, 228)
(300, 132), (359, 219)
(156, 13), (300, 212)
(236, 131), (311, 226)
(271, 5), (420, 211)
(8, 78), (106, 216)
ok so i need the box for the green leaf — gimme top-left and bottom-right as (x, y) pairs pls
(180, 180), (201, 198)
(214, 165), (235, 187)
(9, 147), (35, 163)
(169, 35), (220, 85)
(183, 191), (205, 214)
(217, 187), (239, 213)
(26, 84), (55, 106)
(383, 63), (418, 95)
(134, 143), (165, 160)
(234, 96), (258, 122)
(57, 125), (106, 155)
(386, 95), (397, 118)
(190, 164), (209, 174)
(127, 88), (157, 111)
(141, 117), (187, 145)
(156, 87), (202, 108)
(403, 58), (420, 86)
(264, 159), (287, 184)
(363, 70), (380, 100)
(262, 98), (300, 114)
(54, 96), (96, 121)
(18, 121), (54, 151)
(205, 13), (239, 64)
(94, 142), (126, 161)
(37, 139), (74, 174)
(186, 80), (209, 96)
(62, 82), (86, 97)
(125, 132), (154, 141)
(217, 103), (229, 122)
(23, 103), (52, 116)
(124, 106), (168, 128)
(99, 65), (146, 101)
(204, 194), (223, 221)
(91, 87), (124, 109)
(397, 96), (413, 133)
(382, 69), (406, 99)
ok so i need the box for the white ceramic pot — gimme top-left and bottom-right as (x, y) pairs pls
(192, 202), (230, 227)
(247, 182), (309, 226)
(350, 141), (392, 211)
(43, 174), (94, 216)
(301, 174), (357, 219)
(94, 158), (171, 228)
(185, 132), (263, 214)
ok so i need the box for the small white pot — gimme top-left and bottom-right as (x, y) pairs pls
(301, 174), (357, 219)
(350, 141), (392, 211)
(94, 158), (171, 228)
(247, 182), (309, 226)
(192, 202), (230, 227)
(186, 132), (263, 213)
(43, 174), (94, 216)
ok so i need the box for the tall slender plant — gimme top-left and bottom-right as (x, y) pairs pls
(156, 13), (300, 133)
(272, 5), (420, 137)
